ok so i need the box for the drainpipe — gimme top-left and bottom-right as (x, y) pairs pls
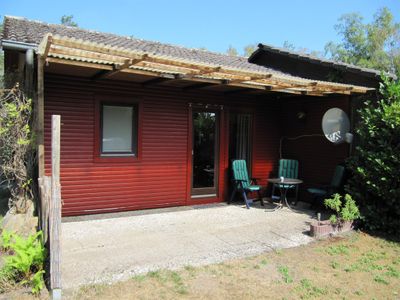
(1, 40), (37, 52)
(24, 48), (34, 97)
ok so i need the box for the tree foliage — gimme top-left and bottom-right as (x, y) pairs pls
(0, 19), (4, 88)
(226, 44), (257, 57)
(325, 7), (400, 74)
(346, 76), (400, 234)
(282, 40), (323, 58)
(243, 44), (257, 57)
(60, 15), (78, 27)
(0, 86), (35, 213)
(226, 45), (238, 56)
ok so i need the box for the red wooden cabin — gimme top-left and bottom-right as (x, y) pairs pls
(1, 16), (379, 216)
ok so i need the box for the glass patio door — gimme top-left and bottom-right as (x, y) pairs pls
(191, 110), (219, 197)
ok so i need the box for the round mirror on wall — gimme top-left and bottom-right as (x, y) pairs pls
(322, 108), (352, 144)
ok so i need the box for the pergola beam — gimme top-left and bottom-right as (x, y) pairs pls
(38, 33), (53, 59)
(92, 55), (148, 80)
(185, 66), (222, 78)
(42, 35), (374, 96)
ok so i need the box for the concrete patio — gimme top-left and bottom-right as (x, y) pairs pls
(61, 203), (315, 289)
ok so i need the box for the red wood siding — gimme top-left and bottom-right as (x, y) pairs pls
(44, 74), (351, 215)
(44, 74), (280, 216)
(252, 102), (282, 187)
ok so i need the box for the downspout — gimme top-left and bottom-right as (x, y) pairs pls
(25, 48), (34, 97)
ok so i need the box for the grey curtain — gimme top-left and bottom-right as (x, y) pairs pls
(235, 114), (252, 167)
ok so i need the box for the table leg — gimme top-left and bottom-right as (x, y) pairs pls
(278, 186), (294, 211)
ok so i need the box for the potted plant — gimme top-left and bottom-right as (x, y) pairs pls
(310, 193), (360, 238)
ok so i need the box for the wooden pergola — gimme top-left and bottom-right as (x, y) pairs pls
(37, 33), (374, 97)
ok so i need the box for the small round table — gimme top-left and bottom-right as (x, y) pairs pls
(267, 178), (303, 211)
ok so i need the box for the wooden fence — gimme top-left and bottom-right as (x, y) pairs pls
(38, 115), (62, 299)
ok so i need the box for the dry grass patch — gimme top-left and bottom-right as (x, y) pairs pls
(61, 232), (399, 299)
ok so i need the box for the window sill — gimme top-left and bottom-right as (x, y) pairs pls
(94, 155), (140, 163)
(101, 153), (136, 157)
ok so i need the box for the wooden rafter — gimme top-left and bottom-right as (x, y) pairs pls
(185, 66), (221, 78)
(92, 55), (148, 80)
(229, 74), (273, 83)
(38, 33), (53, 59)
(42, 35), (374, 96)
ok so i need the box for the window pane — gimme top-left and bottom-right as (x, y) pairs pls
(102, 105), (133, 153)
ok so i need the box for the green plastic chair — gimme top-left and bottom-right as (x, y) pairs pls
(307, 165), (345, 207)
(271, 159), (299, 204)
(229, 160), (264, 209)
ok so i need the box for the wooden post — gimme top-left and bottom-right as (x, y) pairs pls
(50, 115), (62, 299)
(37, 55), (45, 178)
(38, 176), (51, 243)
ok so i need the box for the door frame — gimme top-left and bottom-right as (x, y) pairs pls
(186, 104), (225, 203)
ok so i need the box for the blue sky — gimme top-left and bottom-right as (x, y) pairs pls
(2, 0), (400, 55)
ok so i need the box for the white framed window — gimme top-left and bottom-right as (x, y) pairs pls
(101, 104), (137, 156)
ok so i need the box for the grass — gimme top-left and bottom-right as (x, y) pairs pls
(325, 244), (351, 255)
(277, 265), (293, 283)
(34, 232), (400, 299)
(296, 278), (328, 298)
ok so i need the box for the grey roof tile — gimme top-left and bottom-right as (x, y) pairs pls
(2, 16), (287, 76)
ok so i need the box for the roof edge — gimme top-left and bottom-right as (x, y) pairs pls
(252, 43), (397, 80)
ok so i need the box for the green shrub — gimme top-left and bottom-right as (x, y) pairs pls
(346, 76), (400, 234)
(0, 230), (13, 251)
(0, 231), (46, 294)
(324, 193), (360, 224)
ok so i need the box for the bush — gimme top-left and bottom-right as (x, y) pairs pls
(0, 230), (46, 294)
(346, 76), (400, 234)
(0, 86), (35, 213)
(324, 193), (360, 224)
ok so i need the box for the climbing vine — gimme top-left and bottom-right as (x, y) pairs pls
(0, 85), (36, 213)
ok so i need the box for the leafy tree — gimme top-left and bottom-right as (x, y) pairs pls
(60, 15), (78, 27)
(0, 19), (4, 87)
(226, 45), (238, 56)
(325, 7), (400, 74)
(346, 76), (400, 234)
(243, 44), (257, 57)
(282, 41), (323, 58)
(282, 40), (296, 51)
